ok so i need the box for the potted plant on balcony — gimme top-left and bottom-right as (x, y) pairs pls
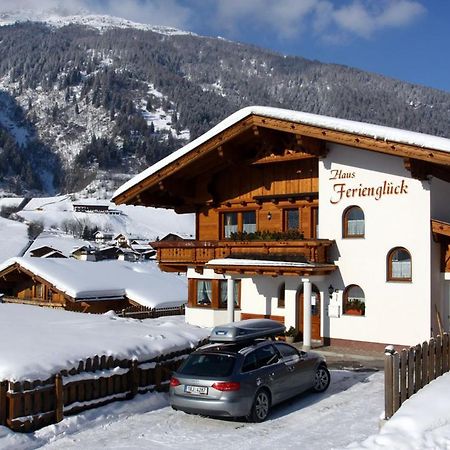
(285, 326), (298, 343)
(343, 299), (365, 316)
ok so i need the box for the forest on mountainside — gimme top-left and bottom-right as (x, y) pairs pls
(0, 21), (449, 194)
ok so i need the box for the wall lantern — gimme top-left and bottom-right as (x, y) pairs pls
(267, 211), (272, 220)
(328, 284), (334, 299)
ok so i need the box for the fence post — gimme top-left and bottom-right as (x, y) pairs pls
(55, 373), (64, 423)
(0, 381), (7, 426)
(130, 360), (139, 398)
(384, 345), (396, 419)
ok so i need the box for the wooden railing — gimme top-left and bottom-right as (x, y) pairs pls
(0, 339), (207, 432)
(384, 334), (450, 419)
(153, 239), (333, 270)
(119, 304), (185, 319)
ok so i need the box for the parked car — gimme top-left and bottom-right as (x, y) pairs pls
(169, 319), (330, 422)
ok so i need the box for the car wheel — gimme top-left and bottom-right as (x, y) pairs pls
(313, 365), (330, 393)
(248, 389), (270, 422)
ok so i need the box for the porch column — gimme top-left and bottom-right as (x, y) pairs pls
(227, 277), (235, 323)
(302, 278), (312, 350)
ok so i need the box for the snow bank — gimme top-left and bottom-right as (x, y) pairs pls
(0, 304), (209, 381)
(352, 372), (450, 449)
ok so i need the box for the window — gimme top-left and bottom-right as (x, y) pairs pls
(223, 212), (238, 238)
(277, 282), (285, 308)
(388, 247), (412, 281)
(178, 354), (236, 377)
(275, 343), (300, 359)
(35, 284), (44, 298)
(222, 210), (257, 238)
(219, 280), (241, 308)
(242, 211), (256, 233)
(196, 280), (212, 306)
(343, 206), (365, 238)
(284, 208), (300, 231)
(343, 285), (365, 316)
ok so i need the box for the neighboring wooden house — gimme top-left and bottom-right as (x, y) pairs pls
(94, 231), (114, 245)
(113, 105), (450, 350)
(30, 246), (66, 259)
(96, 246), (120, 261)
(0, 259), (129, 313)
(113, 233), (129, 248)
(0, 258), (188, 314)
(117, 248), (139, 262)
(73, 202), (109, 213)
(71, 246), (96, 261)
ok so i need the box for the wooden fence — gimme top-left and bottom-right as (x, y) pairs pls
(384, 333), (450, 419)
(119, 304), (185, 319)
(0, 338), (207, 432)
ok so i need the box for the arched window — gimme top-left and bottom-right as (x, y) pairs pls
(343, 285), (365, 316)
(277, 283), (285, 308)
(387, 247), (412, 281)
(343, 206), (365, 238)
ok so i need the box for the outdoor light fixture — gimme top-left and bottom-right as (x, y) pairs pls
(267, 212), (272, 220)
(328, 284), (334, 299)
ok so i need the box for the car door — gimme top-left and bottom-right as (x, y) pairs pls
(275, 343), (315, 395)
(252, 344), (291, 404)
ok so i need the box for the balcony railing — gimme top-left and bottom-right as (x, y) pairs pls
(152, 239), (334, 270)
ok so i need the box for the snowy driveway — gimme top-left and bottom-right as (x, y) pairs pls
(2, 370), (383, 450)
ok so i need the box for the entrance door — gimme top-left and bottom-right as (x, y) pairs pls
(297, 284), (321, 340)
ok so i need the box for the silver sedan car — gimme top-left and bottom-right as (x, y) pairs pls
(169, 334), (330, 422)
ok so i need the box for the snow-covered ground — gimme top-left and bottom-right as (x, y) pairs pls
(0, 369), (383, 450)
(356, 371), (450, 449)
(0, 216), (29, 262)
(0, 305), (208, 381)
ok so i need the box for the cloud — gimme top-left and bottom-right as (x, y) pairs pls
(211, 0), (426, 41)
(0, 0), (426, 41)
(332, 0), (426, 38)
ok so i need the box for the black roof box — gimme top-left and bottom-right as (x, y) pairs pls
(209, 319), (285, 343)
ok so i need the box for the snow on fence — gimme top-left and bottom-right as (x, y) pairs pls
(119, 304), (185, 320)
(384, 333), (450, 419)
(0, 339), (208, 433)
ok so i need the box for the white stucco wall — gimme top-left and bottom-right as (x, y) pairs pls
(319, 144), (432, 345)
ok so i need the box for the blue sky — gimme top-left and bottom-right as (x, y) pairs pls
(3, 1), (450, 92)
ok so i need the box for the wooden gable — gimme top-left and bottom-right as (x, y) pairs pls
(114, 113), (450, 211)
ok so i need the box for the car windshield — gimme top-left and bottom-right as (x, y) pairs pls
(178, 353), (236, 377)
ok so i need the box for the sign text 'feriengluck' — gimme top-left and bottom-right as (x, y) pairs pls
(329, 170), (409, 204)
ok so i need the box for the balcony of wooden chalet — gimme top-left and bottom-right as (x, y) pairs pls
(152, 238), (335, 275)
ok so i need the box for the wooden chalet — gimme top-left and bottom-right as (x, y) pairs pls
(0, 260), (129, 313)
(113, 106), (450, 349)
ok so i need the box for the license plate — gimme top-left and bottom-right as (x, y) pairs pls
(185, 385), (208, 395)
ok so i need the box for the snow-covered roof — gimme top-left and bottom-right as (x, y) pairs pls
(112, 106), (450, 201)
(0, 258), (187, 308)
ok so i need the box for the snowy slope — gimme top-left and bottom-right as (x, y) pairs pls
(0, 217), (29, 262)
(0, 11), (196, 36)
(17, 196), (195, 241)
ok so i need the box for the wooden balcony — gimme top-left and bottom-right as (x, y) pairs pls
(152, 239), (334, 272)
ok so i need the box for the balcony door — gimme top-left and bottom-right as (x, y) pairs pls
(297, 283), (321, 340)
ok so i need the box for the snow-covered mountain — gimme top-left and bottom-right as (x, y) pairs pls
(0, 11), (449, 197)
(0, 10), (196, 35)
